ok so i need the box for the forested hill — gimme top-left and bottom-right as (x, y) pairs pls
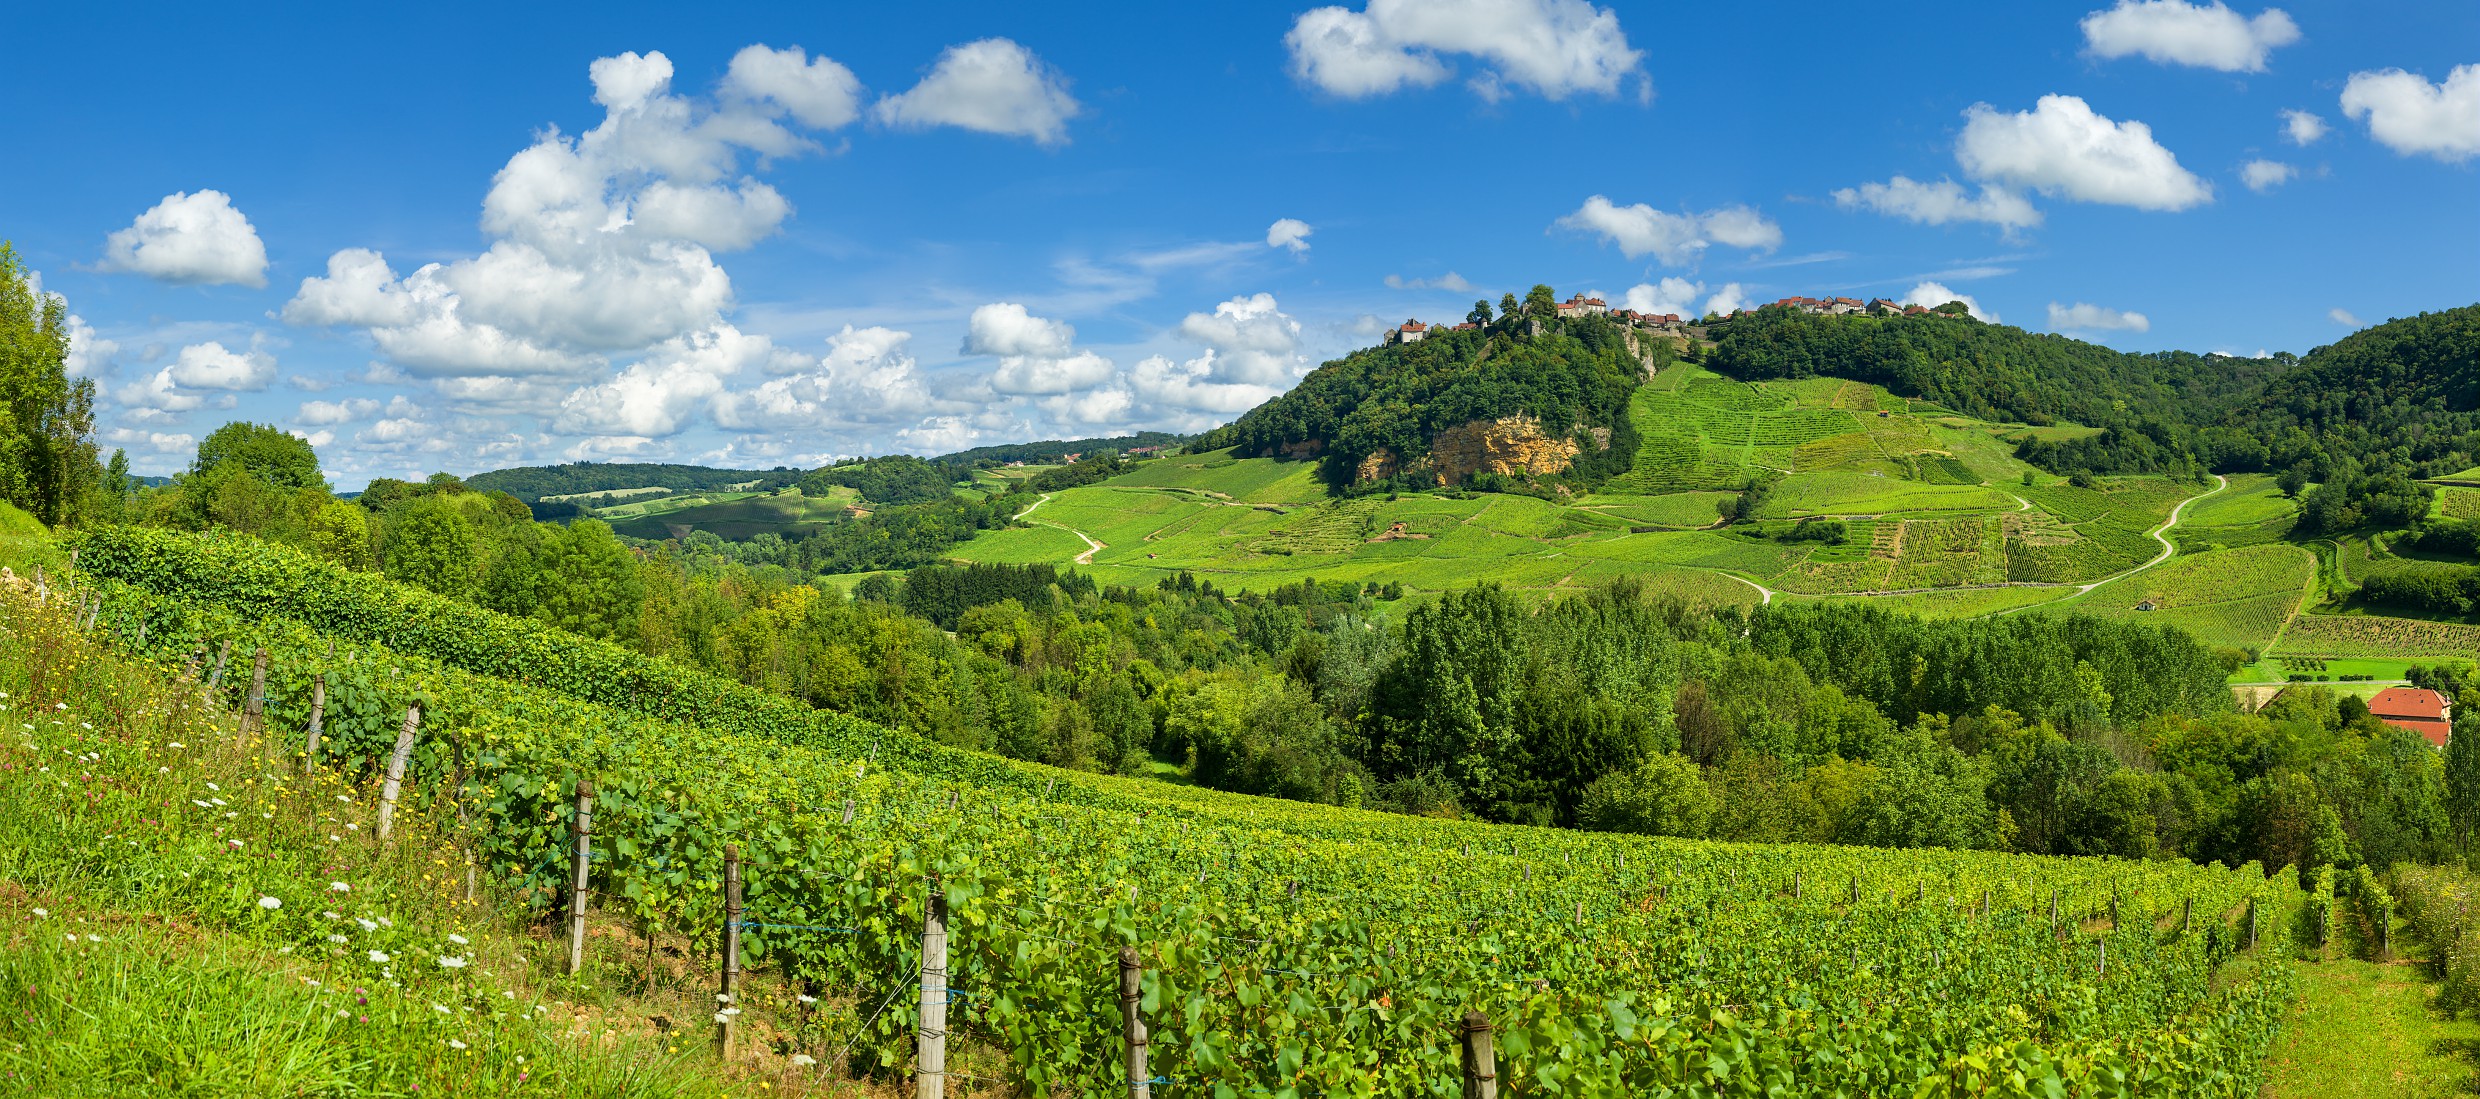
(1712, 303), (2480, 482)
(464, 462), (801, 502)
(1196, 301), (1661, 492)
(2239, 304), (2480, 477)
(932, 431), (1186, 467)
(1706, 308), (2284, 435)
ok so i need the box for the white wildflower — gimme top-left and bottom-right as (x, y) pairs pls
(792, 1053), (817, 1067)
(329, 882), (350, 892)
(30, 908), (46, 918)
(368, 950), (389, 963)
(258, 896), (281, 910)
(439, 956), (468, 969)
(447, 933), (468, 945)
(447, 1039), (467, 1050)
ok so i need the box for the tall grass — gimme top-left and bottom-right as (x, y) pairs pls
(0, 581), (737, 1098)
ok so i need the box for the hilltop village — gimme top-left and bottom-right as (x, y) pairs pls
(1387, 291), (1968, 345)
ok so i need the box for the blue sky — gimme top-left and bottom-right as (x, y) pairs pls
(5, 1), (2474, 487)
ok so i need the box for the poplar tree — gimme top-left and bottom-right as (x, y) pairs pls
(0, 243), (103, 526)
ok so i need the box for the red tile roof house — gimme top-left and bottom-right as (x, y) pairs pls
(2368, 686), (2454, 746)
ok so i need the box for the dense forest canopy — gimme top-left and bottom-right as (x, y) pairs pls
(800, 454), (958, 505)
(1199, 288), (1659, 492)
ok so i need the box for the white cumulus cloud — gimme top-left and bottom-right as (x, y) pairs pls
(555, 323), (805, 437)
(2238, 159), (2295, 192)
(1620, 277), (1705, 317)
(296, 398), (382, 426)
(1128, 294), (1309, 418)
(1831, 176), (2042, 232)
(2341, 64), (2480, 163)
(1902, 282), (1998, 323)
(1703, 283), (1748, 316)
(968, 303), (1114, 395)
(1385, 272), (1477, 293)
(2047, 301), (2151, 333)
(99, 190), (268, 287)
(2079, 0), (2300, 73)
(721, 44), (863, 129)
(1267, 218), (1314, 253)
(1286, 0), (1645, 102)
(1956, 95), (2211, 211)
(2280, 108), (2327, 145)
(1556, 195), (1780, 265)
(166, 341), (276, 391)
(873, 39), (1080, 145)
(280, 42), (863, 451)
(2329, 307), (2361, 327)
(712, 324), (944, 431)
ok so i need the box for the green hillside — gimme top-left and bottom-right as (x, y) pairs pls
(955, 369), (2210, 614)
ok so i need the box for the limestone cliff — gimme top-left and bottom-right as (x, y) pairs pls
(1422, 415), (1579, 484)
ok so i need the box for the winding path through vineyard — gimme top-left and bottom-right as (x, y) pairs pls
(2072, 473), (2228, 595)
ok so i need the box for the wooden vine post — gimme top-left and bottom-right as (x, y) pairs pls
(242, 648), (270, 744)
(2181, 896), (2192, 936)
(207, 640), (232, 689)
(303, 673), (327, 772)
(567, 779), (595, 976)
(917, 886), (948, 1099)
(1460, 1010), (1499, 1099)
(1119, 946), (1149, 1098)
(718, 843), (743, 1058)
(376, 703), (421, 844)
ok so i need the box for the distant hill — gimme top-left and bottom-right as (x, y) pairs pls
(933, 432), (1186, 468)
(1709, 304), (2480, 482)
(463, 462), (801, 503)
(1197, 310), (1663, 492)
(1706, 307), (2282, 438)
(2235, 305), (2479, 479)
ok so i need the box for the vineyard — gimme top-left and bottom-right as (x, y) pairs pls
(2270, 613), (2480, 662)
(10, 524), (2314, 1095)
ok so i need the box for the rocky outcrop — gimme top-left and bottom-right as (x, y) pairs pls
(1355, 448), (1402, 482)
(1423, 415), (1579, 484)
(1281, 439), (1325, 459)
